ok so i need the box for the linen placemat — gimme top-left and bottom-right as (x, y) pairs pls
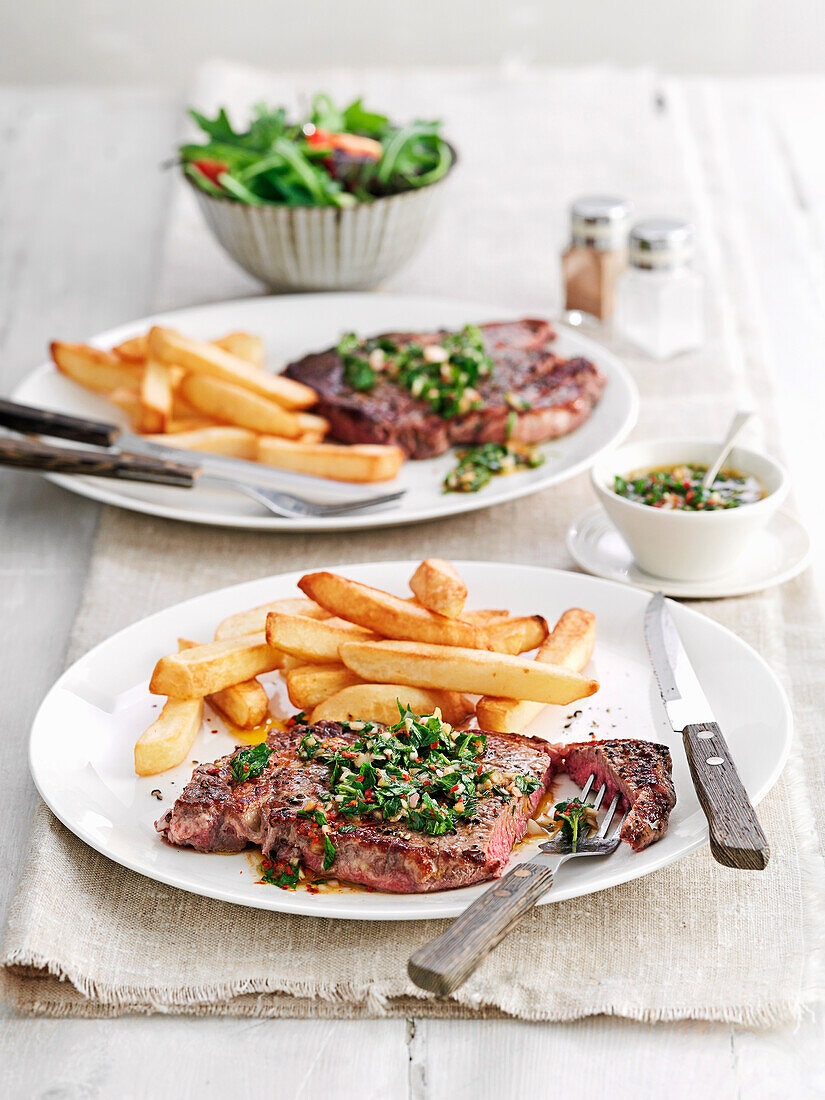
(2, 63), (824, 1022)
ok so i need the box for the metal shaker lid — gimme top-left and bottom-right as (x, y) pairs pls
(629, 219), (695, 269)
(569, 196), (633, 250)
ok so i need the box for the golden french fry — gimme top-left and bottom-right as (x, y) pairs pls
(108, 386), (141, 425)
(113, 334), (149, 363)
(462, 609), (510, 623)
(148, 326), (316, 410)
(142, 426), (259, 459)
(215, 598), (330, 641)
(162, 417), (222, 434)
(310, 684), (474, 727)
(266, 612), (376, 663)
(138, 357), (173, 433)
(409, 559), (468, 619)
(298, 572), (488, 648)
(285, 663), (363, 710)
(179, 374), (322, 439)
(135, 697), (204, 776)
(340, 639), (599, 705)
(51, 342), (143, 393)
(485, 615), (549, 655)
(214, 331), (265, 367)
(476, 609), (596, 733)
(177, 638), (270, 729)
(149, 633), (284, 698)
(257, 438), (403, 483)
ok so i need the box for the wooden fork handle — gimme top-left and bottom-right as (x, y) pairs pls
(0, 398), (120, 447)
(408, 861), (556, 996)
(0, 436), (198, 488)
(683, 722), (770, 870)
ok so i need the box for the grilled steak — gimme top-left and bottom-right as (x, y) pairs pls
(284, 319), (607, 459)
(157, 721), (556, 893)
(559, 739), (676, 851)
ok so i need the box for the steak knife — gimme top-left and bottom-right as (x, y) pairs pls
(644, 591), (769, 869)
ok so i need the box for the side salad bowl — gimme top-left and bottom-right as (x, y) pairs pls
(591, 438), (789, 581)
(181, 97), (457, 292)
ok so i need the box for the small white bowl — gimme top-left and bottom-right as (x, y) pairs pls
(591, 438), (789, 581)
(185, 158), (455, 292)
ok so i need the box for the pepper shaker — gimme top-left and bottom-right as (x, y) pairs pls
(561, 196), (633, 322)
(615, 219), (704, 359)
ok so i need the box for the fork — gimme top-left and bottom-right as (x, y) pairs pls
(408, 774), (628, 996)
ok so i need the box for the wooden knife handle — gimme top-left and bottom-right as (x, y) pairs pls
(0, 436), (198, 488)
(683, 722), (770, 869)
(408, 861), (556, 996)
(0, 398), (120, 447)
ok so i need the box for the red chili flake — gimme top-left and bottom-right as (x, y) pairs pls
(430, 742), (439, 749)
(262, 858), (273, 870)
(685, 489), (695, 502)
(348, 799), (357, 806)
(476, 764), (484, 775)
(450, 784), (460, 794)
(364, 789), (373, 800)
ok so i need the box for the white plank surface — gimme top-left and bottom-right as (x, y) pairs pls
(0, 77), (824, 1099)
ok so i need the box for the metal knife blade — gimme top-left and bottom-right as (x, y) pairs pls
(644, 591), (770, 870)
(644, 590), (716, 732)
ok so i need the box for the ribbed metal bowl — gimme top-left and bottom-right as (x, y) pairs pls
(185, 154), (456, 291)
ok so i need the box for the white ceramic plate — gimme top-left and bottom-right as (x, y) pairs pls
(29, 561), (791, 920)
(11, 293), (638, 532)
(567, 505), (812, 598)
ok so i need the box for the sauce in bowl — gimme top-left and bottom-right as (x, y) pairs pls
(613, 464), (765, 511)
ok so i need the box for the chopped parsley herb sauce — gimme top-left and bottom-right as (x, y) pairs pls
(260, 858), (301, 889)
(443, 441), (545, 493)
(336, 325), (494, 419)
(550, 798), (598, 851)
(229, 742), (272, 783)
(298, 706), (540, 846)
(613, 464), (764, 511)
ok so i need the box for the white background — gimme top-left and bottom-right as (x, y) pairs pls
(4, 0), (825, 86)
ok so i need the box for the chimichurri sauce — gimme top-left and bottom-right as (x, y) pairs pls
(613, 464), (764, 511)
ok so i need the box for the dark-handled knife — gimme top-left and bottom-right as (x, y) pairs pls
(644, 591), (769, 869)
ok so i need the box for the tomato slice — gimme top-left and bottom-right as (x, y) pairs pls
(306, 129), (382, 160)
(191, 158), (228, 186)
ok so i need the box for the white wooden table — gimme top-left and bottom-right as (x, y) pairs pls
(1, 77), (824, 1098)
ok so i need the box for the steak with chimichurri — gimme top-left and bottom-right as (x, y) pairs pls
(156, 715), (558, 893)
(284, 319), (606, 460)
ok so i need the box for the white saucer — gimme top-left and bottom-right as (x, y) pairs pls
(567, 505), (812, 598)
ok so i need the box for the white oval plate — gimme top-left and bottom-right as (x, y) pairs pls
(29, 561), (791, 920)
(567, 505), (812, 598)
(11, 293), (638, 532)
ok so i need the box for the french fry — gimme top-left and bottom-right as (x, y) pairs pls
(266, 612), (377, 663)
(340, 640), (599, 705)
(409, 559), (468, 619)
(215, 598), (330, 641)
(286, 663), (363, 710)
(51, 342), (143, 394)
(311, 684), (474, 727)
(257, 438), (403, 483)
(135, 697), (204, 776)
(137, 357), (173, 433)
(214, 331), (265, 367)
(113, 334), (149, 363)
(108, 386), (141, 425)
(148, 326), (316, 410)
(142, 426), (259, 459)
(298, 572), (489, 648)
(179, 374), (323, 439)
(476, 609), (596, 733)
(149, 633), (284, 698)
(163, 418), (222, 434)
(462, 609), (510, 623)
(178, 639), (270, 729)
(485, 615), (549, 655)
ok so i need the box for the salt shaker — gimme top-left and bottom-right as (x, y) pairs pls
(615, 219), (704, 359)
(561, 196), (633, 322)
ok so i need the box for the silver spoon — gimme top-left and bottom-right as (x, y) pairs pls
(702, 410), (755, 490)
